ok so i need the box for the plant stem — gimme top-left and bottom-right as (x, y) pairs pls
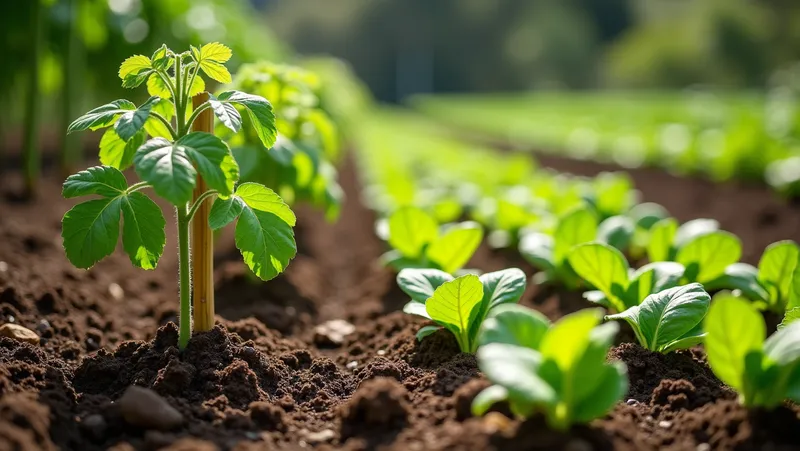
(175, 55), (185, 135)
(22, 0), (45, 197)
(177, 204), (192, 349)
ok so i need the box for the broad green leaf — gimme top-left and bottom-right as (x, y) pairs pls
(479, 304), (550, 349)
(208, 195), (244, 230)
(425, 275), (484, 346)
(567, 243), (629, 311)
(661, 322), (706, 353)
(230, 184), (297, 281)
(519, 232), (555, 272)
(540, 308), (603, 371)
(704, 263), (769, 303)
(597, 215), (635, 251)
(122, 71), (151, 89)
(705, 295), (766, 391)
(572, 321), (620, 401)
(477, 343), (556, 405)
(629, 202), (669, 230)
(62, 198), (122, 269)
(472, 385), (510, 416)
(605, 308), (647, 347)
(572, 362), (627, 423)
(120, 192), (165, 270)
(553, 207), (597, 264)
(402, 301), (431, 319)
(416, 325), (440, 341)
(674, 218), (719, 248)
(195, 42), (233, 83)
(68, 100), (136, 133)
(63, 165), (127, 198)
(628, 261), (685, 308)
(764, 321), (800, 365)
(133, 137), (197, 205)
(387, 207), (439, 259)
(118, 55), (151, 80)
(397, 268), (454, 303)
(115, 96), (160, 141)
(758, 241), (800, 306)
(780, 308), (800, 330)
(150, 45), (172, 71)
(636, 283), (710, 352)
(143, 99), (175, 139)
(209, 94), (242, 133)
(647, 217), (677, 262)
(676, 231), (741, 283)
(177, 132), (239, 196)
(480, 268), (527, 310)
(218, 91), (277, 148)
(146, 73), (205, 99)
(427, 222), (483, 274)
(99, 128), (145, 170)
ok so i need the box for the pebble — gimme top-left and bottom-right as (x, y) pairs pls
(0, 323), (40, 345)
(313, 319), (355, 346)
(626, 398), (637, 405)
(108, 283), (124, 301)
(696, 444), (711, 451)
(7, 315), (14, 323)
(303, 428), (336, 444)
(482, 412), (513, 434)
(0, 261), (8, 272)
(117, 386), (183, 430)
(346, 361), (358, 370)
(377, 349), (386, 356)
(80, 414), (107, 441)
(658, 420), (673, 429)
(37, 319), (50, 334)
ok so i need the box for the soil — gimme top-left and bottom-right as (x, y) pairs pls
(2, 147), (800, 451)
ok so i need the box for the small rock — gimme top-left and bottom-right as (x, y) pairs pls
(86, 337), (99, 351)
(304, 428), (336, 444)
(80, 414), (107, 441)
(37, 319), (50, 334)
(0, 261), (8, 272)
(482, 412), (513, 434)
(108, 283), (124, 301)
(377, 349), (386, 356)
(117, 386), (183, 430)
(565, 438), (593, 451)
(313, 319), (355, 346)
(626, 398), (637, 405)
(658, 420), (672, 429)
(346, 361), (358, 370)
(696, 444), (711, 451)
(0, 323), (39, 345)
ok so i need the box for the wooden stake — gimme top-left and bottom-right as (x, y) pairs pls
(191, 92), (215, 331)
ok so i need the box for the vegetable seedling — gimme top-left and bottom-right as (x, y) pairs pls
(398, 268), (527, 353)
(567, 242), (684, 313)
(64, 43), (296, 349)
(472, 308), (628, 430)
(382, 206), (483, 274)
(705, 295), (800, 409)
(606, 283), (710, 353)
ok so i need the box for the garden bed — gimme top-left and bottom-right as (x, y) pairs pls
(2, 154), (800, 451)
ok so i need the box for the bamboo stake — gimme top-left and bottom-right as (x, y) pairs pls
(191, 92), (215, 331)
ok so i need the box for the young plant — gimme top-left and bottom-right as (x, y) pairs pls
(567, 242), (684, 313)
(605, 283), (710, 353)
(64, 44), (297, 349)
(382, 206), (483, 274)
(705, 295), (800, 409)
(472, 308), (628, 430)
(398, 268), (527, 353)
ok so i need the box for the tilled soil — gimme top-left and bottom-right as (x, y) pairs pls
(2, 154), (800, 451)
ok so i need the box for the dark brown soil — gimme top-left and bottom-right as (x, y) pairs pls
(3, 149), (800, 451)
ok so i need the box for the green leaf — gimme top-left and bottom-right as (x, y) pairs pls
(647, 217), (677, 262)
(634, 283), (710, 352)
(704, 263), (769, 303)
(567, 243), (629, 311)
(479, 304), (551, 349)
(629, 202), (669, 230)
(403, 301), (431, 319)
(477, 343), (556, 405)
(426, 274), (484, 352)
(758, 240), (800, 307)
(118, 55), (151, 80)
(143, 99), (175, 139)
(208, 195), (244, 230)
(416, 325), (441, 341)
(472, 385), (510, 416)
(68, 100), (136, 133)
(519, 233), (555, 273)
(597, 215), (635, 251)
(780, 308), (800, 330)
(427, 222), (483, 274)
(764, 321), (800, 365)
(480, 268), (527, 310)
(218, 90), (277, 148)
(133, 137), (197, 205)
(62, 198), (122, 269)
(209, 94), (242, 133)
(572, 362), (627, 423)
(99, 128), (145, 170)
(388, 207), (439, 259)
(177, 132), (239, 196)
(553, 207), (597, 264)
(115, 96), (160, 141)
(120, 192), (165, 270)
(63, 165), (127, 198)
(705, 295), (766, 392)
(661, 322), (706, 353)
(150, 45), (172, 71)
(397, 268), (454, 303)
(195, 42), (233, 83)
(146, 73), (205, 99)
(676, 231), (742, 283)
(540, 308), (603, 371)
(627, 261), (685, 308)
(674, 218), (719, 248)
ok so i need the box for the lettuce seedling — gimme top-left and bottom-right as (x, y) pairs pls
(398, 268), (526, 352)
(64, 44), (296, 349)
(567, 242), (684, 313)
(472, 308), (628, 430)
(705, 240), (800, 313)
(705, 295), (800, 408)
(606, 283), (710, 353)
(382, 206), (483, 274)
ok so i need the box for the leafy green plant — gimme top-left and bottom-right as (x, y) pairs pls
(472, 308), (628, 430)
(606, 283), (710, 353)
(567, 242), (684, 313)
(64, 43), (296, 349)
(398, 268), (527, 352)
(382, 207), (483, 273)
(705, 295), (800, 408)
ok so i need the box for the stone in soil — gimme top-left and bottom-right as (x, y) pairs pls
(116, 386), (184, 431)
(0, 323), (39, 345)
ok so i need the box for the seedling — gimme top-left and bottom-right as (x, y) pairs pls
(64, 43), (297, 349)
(705, 295), (800, 409)
(398, 268), (527, 353)
(472, 308), (628, 430)
(567, 242), (684, 313)
(382, 206), (483, 274)
(606, 283), (710, 353)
